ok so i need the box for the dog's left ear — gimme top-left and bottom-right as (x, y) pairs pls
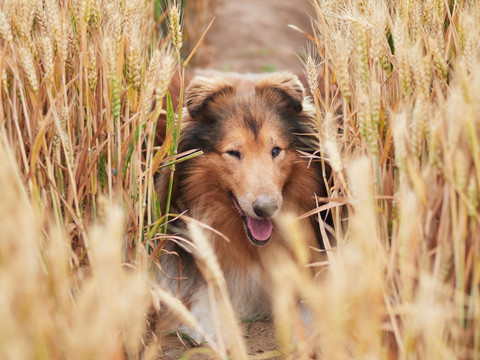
(185, 76), (236, 119)
(255, 72), (305, 113)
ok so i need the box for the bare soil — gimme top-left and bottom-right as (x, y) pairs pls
(159, 1), (314, 358)
(158, 319), (280, 360)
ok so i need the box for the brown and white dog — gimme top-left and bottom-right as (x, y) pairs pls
(155, 71), (330, 342)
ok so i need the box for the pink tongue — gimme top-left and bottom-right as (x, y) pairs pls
(246, 217), (273, 241)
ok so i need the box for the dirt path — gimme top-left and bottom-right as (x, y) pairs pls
(192, 0), (314, 73)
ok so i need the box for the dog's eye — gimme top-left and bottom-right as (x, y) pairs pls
(227, 150), (241, 159)
(271, 147), (281, 158)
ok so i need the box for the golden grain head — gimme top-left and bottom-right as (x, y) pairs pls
(168, 2), (183, 51)
(39, 35), (54, 83)
(155, 50), (176, 102)
(18, 45), (39, 93)
(0, 9), (12, 42)
(87, 43), (98, 91)
(127, 40), (143, 90)
(353, 22), (369, 85)
(300, 48), (319, 93)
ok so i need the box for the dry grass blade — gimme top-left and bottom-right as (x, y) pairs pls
(183, 16), (216, 68)
(186, 221), (249, 360)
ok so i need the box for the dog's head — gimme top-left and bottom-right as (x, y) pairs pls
(181, 72), (315, 245)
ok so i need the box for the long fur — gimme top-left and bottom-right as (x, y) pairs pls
(155, 71), (329, 342)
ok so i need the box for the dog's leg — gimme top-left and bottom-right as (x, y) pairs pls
(176, 284), (216, 344)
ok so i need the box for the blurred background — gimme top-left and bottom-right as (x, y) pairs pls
(168, 0), (314, 72)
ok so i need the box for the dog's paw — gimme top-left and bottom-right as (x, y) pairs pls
(176, 323), (212, 346)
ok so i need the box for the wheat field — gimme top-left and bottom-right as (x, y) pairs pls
(0, 0), (479, 359)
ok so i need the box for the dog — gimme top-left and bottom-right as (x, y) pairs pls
(155, 71), (330, 343)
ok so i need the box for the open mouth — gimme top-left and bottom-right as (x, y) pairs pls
(230, 192), (273, 246)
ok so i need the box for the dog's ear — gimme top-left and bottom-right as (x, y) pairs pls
(255, 72), (305, 113)
(185, 76), (236, 118)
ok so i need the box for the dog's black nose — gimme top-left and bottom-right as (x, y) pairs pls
(252, 197), (278, 218)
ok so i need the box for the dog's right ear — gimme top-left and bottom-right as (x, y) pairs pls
(255, 72), (305, 113)
(185, 76), (236, 119)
